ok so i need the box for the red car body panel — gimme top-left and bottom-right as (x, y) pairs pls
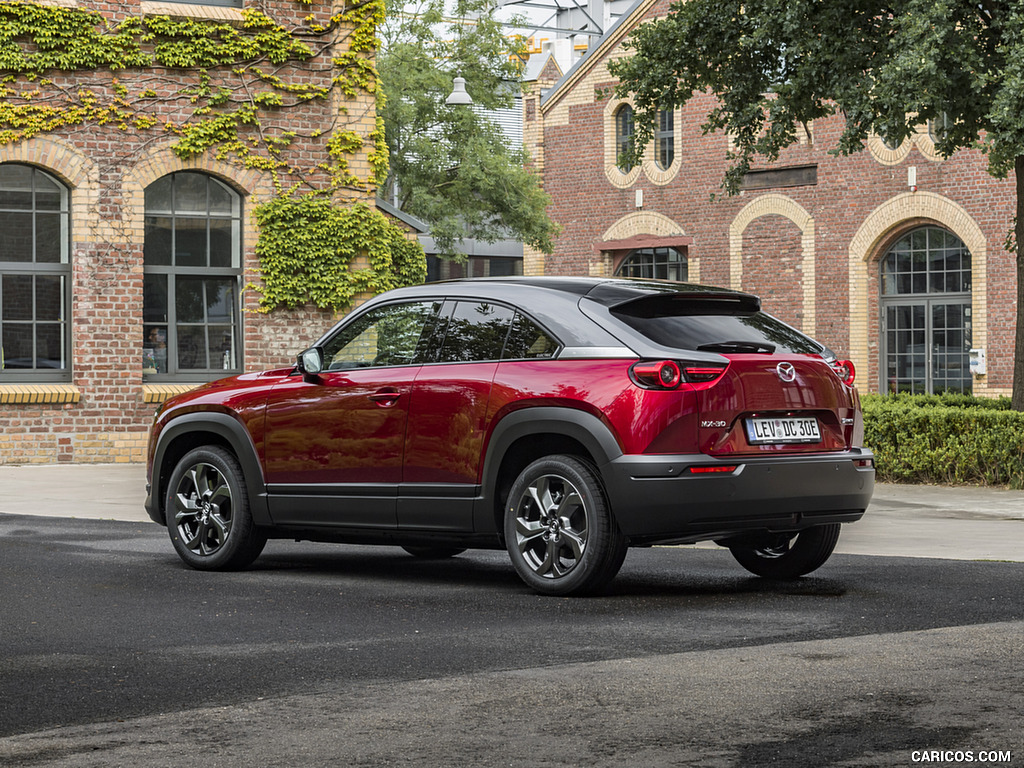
(145, 277), (874, 586)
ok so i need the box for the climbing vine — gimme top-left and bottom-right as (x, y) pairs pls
(0, 0), (421, 311)
(254, 196), (425, 311)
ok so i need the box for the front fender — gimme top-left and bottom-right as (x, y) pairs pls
(146, 412), (270, 527)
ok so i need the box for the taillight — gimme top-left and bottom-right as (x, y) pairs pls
(631, 360), (682, 389)
(683, 365), (727, 383)
(828, 359), (856, 386)
(630, 360), (728, 389)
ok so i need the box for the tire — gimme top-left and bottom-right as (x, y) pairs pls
(504, 455), (627, 596)
(165, 446), (267, 571)
(728, 523), (841, 580)
(401, 546), (466, 559)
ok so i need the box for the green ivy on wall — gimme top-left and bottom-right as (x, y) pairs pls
(254, 196), (425, 311)
(0, 0), (422, 312)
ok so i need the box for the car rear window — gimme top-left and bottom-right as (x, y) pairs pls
(610, 295), (822, 355)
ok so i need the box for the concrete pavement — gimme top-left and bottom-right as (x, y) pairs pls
(0, 462), (1021, 562)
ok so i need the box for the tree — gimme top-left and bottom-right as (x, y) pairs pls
(609, 0), (1024, 409)
(378, 0), (558, 258)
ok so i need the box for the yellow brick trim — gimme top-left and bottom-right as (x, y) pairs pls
(729, 194), (816, 336)
(867, 124), (945, 166)
(604, 97), (642, 188)
(540, 0), (660, 117)
(140, 1), (244, 23)
(0, 384), (81, 405)
(848, 192), (987, 391)
(143, 384), (201, 404)
(602, 211), (688, 242)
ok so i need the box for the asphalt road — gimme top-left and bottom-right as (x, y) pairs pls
(1, 514), (1022, 767)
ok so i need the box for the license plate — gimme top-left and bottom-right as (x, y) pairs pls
(746, 417), (821, 445)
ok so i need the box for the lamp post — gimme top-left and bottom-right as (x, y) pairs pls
(446, 76), (473, 105)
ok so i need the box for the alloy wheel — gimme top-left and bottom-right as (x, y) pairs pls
(513, 473), (590, 580)
(173, 461), (234, 557)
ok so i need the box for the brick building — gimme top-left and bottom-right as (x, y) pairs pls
(0, 0), (379, 463)
(523, 0), (1016, 398)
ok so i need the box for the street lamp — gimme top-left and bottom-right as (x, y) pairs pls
(446, 76), (473, 105)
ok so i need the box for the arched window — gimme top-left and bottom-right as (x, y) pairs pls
(0, 164), (70, 381)
(880, 226), (971, 394)
(615, 247), (687, 282)
(655, 109), (674, 171)
(615, 105), (635, 172)
(143, 172), (242, 379)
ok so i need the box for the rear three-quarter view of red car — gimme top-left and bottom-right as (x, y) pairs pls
(146, 277), (875, 595)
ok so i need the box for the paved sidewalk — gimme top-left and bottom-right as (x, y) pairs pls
(0, 462), (1021, 561)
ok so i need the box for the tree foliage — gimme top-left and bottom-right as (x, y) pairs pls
(378, 0), (558, 257)
(609, 0), (1024, 408)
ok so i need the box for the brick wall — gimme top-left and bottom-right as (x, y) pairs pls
(528, 0), (1017, 397)
(0, 0), (377, 464)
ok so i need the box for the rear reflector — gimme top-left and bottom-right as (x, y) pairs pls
(689, 465), (738, 474)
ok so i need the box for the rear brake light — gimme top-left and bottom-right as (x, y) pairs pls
(828, 359), (856, 386)
(631, 360), (682, 389)
(683, 365), (727, 383)
(631, 360), (729, 389)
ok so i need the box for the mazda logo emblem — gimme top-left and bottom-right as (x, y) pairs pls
(776, 362), (797, 383)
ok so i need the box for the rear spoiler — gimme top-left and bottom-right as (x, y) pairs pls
(609, 292), (762, 318)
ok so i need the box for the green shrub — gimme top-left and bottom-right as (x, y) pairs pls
(862, 393), (1024, 489)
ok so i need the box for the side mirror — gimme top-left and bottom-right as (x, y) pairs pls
(297, 347), (324, 378)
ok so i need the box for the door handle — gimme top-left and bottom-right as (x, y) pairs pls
(368, 389), (401, 407)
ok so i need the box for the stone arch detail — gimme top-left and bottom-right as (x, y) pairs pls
(602, 211), (687, 241)
(0, 135), (100, 190)
(603, 98), (642, 188)
(121, 143), (273, 276)
(729, 194), (816, 336)
(599, 212), (696, 281)
(848, 192), (989, 392)
(1, 136), (104, 243)
(122, 142), (273, 219)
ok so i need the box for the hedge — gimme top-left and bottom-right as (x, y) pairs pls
(861, 393), (1024, 489)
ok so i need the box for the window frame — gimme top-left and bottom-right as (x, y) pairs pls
(655, 109), (675, 171)
(615, 105), (635, 173)
(879, 226), (973, 395)
(614, 247), (688, 283)
(143, 172), (244, 382)
(0, 164), (72, 383)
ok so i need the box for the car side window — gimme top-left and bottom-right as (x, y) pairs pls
(502, 312), (560, 360)
(435, 301), (516, 363)
(322, 301), (441, 369)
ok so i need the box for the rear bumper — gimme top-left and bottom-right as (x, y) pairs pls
(602, 449), (875, 545)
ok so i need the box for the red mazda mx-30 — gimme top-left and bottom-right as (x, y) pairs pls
(146, 277), (874, 595)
